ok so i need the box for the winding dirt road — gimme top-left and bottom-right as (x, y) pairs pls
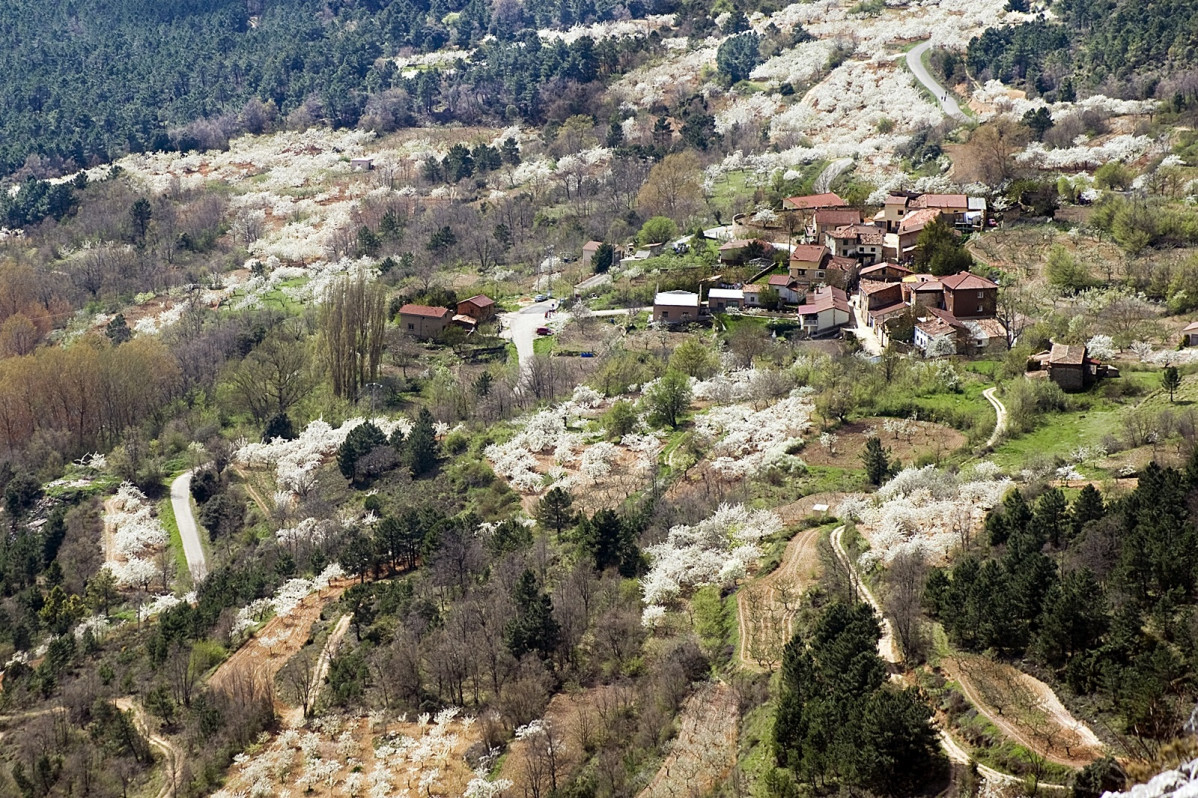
(982, 387), (1007, 449)
(736, 526), (822, 670)
(829, 525), (1092, 787)
(830, 525), (899, 664)
(115, 697), (184, 798)
(169, 471), (207, 583)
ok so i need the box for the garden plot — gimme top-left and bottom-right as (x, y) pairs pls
(800, 417), (967, 469)
(636, 682), (739, 798)
(212, 708), (489, 798)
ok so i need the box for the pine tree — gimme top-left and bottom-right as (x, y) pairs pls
(405, 408), (438, 477)
(536, 487), (575, 535)
(338, 422), (387, 483)
(504, 570), (559, 662)
(1162, 366), (1181, 402)
(1070, 484), (1105, 539)
(862, 436), (890, 485)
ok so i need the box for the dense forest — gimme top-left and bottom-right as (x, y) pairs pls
(0, 0), (675, 179)
(967, 0), (1198, 101)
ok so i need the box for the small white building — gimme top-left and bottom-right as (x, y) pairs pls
(793, 286), (851, 335)
(653, 290), (701, 325)
(707, 288), (744, 312)
(1185, 320), (1198, 347)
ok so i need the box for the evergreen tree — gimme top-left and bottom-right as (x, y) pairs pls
(337, 421), (388, 484)
(405, 408), (438, 476)
(504, 569), (559, 662)
(1070, 484), (1105, 539)
(1030, 486), (1068, 548)
(536, 487), (575, 534)
(862, 437), (890, 486)
(1162, 366), (1181, 403)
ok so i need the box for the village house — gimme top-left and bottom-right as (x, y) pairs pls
(858, 280), (908, 333)
(878, 192), (986, 232)
(794, 285), (851, 336)
(883, 207), (944, 261)
(456, 294), (497, 324)
(707, 287), (744, 312)
(399, 304), (452, 338)
(653, 290), (701, 325)
(581, 240), (603, 270)
(940, 271), (998, 319)
(906, 278), (945, 309)
(742, 283), (765, 308)
(789, 244), (831, 286)
(825, 224), (884, 264)
(768, 274), (804, 304)
(964, 318), (1010, 354)
(858, 262), (913, 283)
(810, 208), (863, 240)
(914, 315), (962, 356)
(1185, 320), (1198, 346)
(1030, 343), (1110, 391)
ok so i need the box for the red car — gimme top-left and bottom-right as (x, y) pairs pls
(536, 326), (551, 336)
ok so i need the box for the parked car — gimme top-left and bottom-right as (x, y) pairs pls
(536, 326), (551, 335)
(533, 293), (550, 302)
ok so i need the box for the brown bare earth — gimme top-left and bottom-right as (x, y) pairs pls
(966, 225), (1128, 283)
(737, 526), (824, 670)
(941, 654), (1104, 768)
(209, 579), (351, 708)
(801, 418), (967, 469)
(636, 682), (739, 798)
(499, 684), (629, 795)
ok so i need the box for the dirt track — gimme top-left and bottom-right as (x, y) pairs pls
(941, 655), (1103, 768)
(736, 526), (822, 670)
(209, 579), (350, 709)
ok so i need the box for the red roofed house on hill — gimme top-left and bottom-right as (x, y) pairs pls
(940, 271), (998, 319)
(794, 285), (851, 335)
(456, 294), (497, 323)
(398, 304), (452, 338)
(810, 208), (863, 239)
(789, 244), (831, 287)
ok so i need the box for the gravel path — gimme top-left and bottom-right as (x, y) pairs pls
(906, 41), (967, 121)
(169, 471), (207, 583)
(982, 387), (1007, 448)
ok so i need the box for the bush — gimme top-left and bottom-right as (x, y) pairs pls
(1004, 378), (1068, 433)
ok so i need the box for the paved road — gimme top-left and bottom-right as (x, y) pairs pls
(814, 158), (853, 194)
(501, 300), (556, 368)
(982, 387), (1007, 448)
(848, 299), (884, 356)
(170, 471), (208, 583)
(906, 40), (967, 121)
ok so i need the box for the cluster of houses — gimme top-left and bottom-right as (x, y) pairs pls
(397, 294), (497, 338)
(648, 191), (1004, 353)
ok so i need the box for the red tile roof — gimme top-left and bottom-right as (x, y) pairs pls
(399, 303), (451, 319)
(915, 193), (969, 210)
(897, 208), (943, 235)
(784, 192), (847, 209)
(859, 262), (913, 278)
(461, 294), (495, 308)
(868, 301), (910, 320)
(768, 274), (796, 287)
(859, 279), (902, 295)
(790, 244), (829, 263)
(582, 240), (603, 251)
(795, 285), (850, 315)
(814, 208), (863, 226)
(940, 271), (996, 291)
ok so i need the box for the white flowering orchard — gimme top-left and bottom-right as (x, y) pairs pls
(104, 483), (169, 589)
(642, 503), (783, 623)
(837, 464), (1013, 569)
(236, 416), (411, 496)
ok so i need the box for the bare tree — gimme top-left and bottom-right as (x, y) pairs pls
(320, 274), (387, 401)
(883, 549), (929, 664)
(281, 650), (319, 718)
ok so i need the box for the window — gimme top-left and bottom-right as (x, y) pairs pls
(408, 323), (414, 330)
(797, 269), (806, 276)
(977, 291), (984, 299)
(817, 271), (825, 278)
(661, 310), (669, 319)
